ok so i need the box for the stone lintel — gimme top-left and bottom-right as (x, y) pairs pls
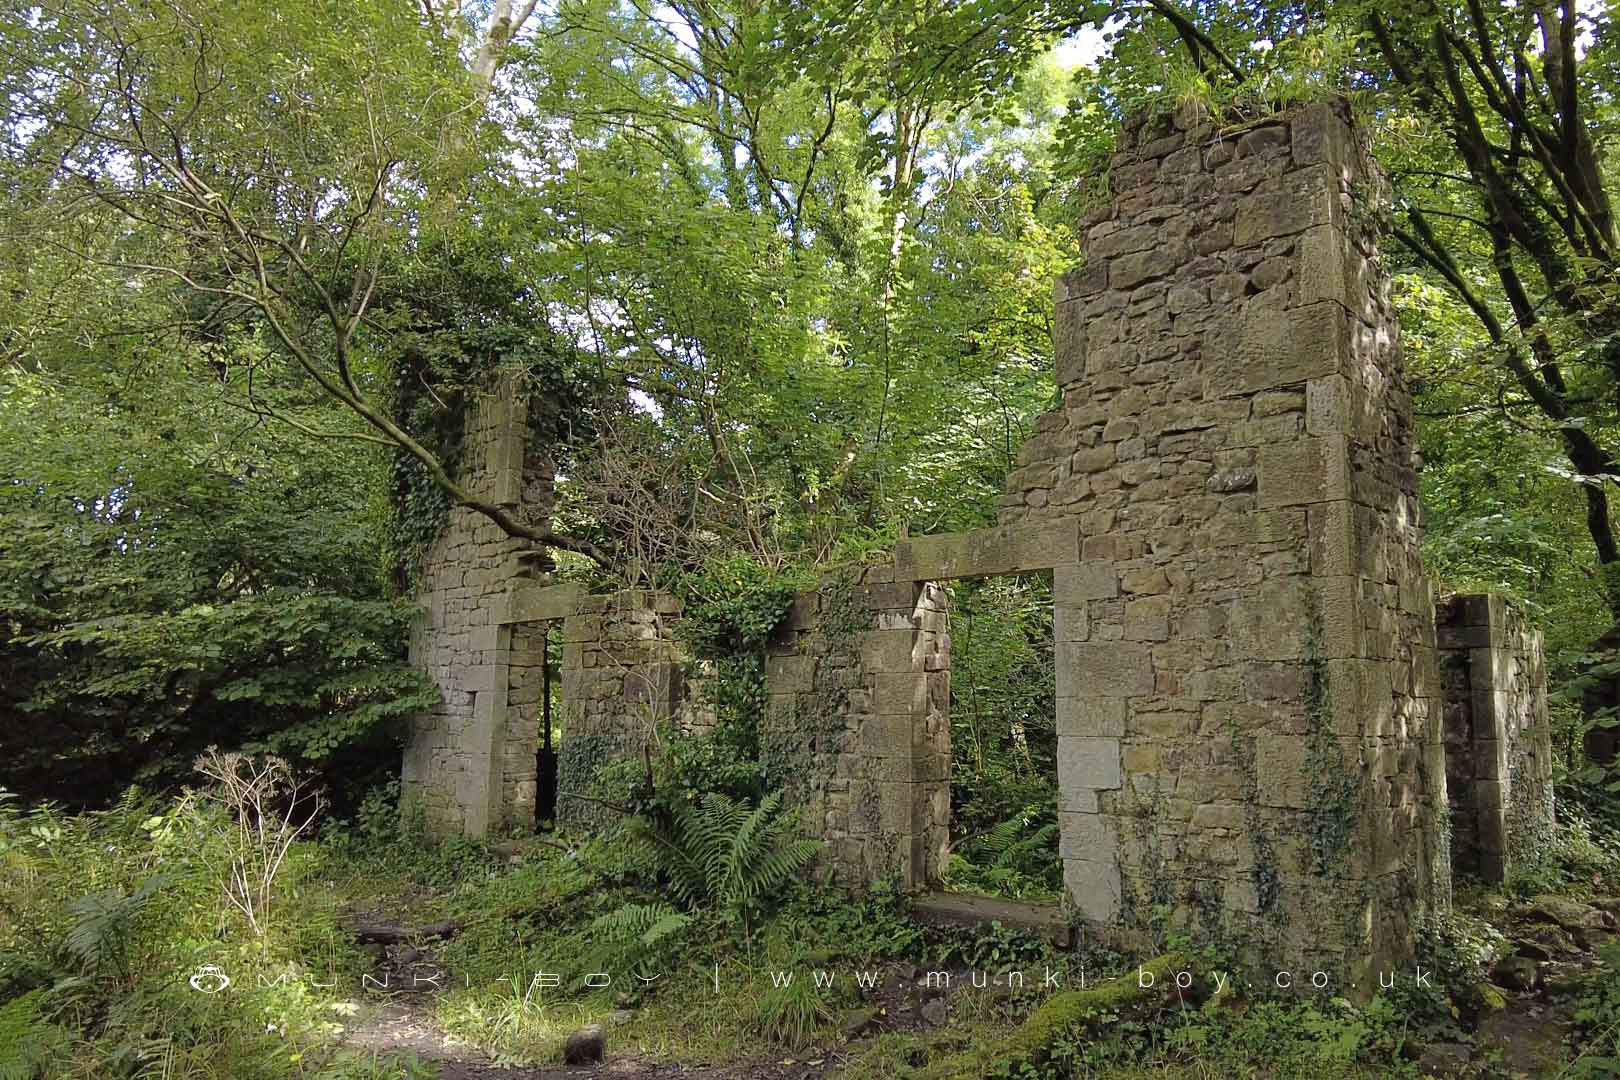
(893, 521), (1079, 581)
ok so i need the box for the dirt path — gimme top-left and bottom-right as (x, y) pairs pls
(341, 999), (837, 1080)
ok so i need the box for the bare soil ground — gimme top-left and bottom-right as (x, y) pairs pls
(342, 999), (837, 1079)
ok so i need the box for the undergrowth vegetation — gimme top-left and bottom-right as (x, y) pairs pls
(6, 745), (1620, 1078)
(0, 782), (424, 1080)
(943, 574), (1063, 903)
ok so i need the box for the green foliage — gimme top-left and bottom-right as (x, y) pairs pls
(769, 879), (925, 961)
(1502, 812), (1620, 898)
(1571, 942), (1620, 1078)
(62, 874), (171, 981)
(0, 787), (388, 1080)
(602, 724), (770, 819)
(946, 574), (1060, 900)
(321, 780), (507, 891)
(1394, 909), (1505, 1029)
(630, 790), (821, 939)
(673, 557), (807, 768)
(0, 358), (435, 808)
(943, 806), (1063, 902)
(382, 244), (611, 587)
(751, 974), (837, 1050)
(0, 990), (69, 1080)
(585, 902), (692, 981)
(678, 558), (806, 658)
(1303, 585), (1361, 878)
(929, 919), (1056, 973)
(310, 1054), (438, 1080)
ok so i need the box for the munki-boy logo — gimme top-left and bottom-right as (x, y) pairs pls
(185, 962), (1436, 996)
(188, 965), (232, 994)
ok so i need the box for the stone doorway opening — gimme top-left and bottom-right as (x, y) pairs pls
(536, 625), (561, 825)
(510, 620), (563, 829)
(940, 571), (1060, 905)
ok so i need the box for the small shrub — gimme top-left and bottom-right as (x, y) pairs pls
(1570, 942), (1620, 1078)
(586, 902), (691, 980)
(62, 872), (170, 981)
(772, 879), (924, 961)
(943, 803), (1062, 901)
(0, 989), (69, 1080)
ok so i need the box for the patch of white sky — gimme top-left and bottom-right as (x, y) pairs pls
(910, 21), (1113, 208)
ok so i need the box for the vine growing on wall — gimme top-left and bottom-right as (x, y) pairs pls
(387, 356), (466, 594)
(767, 566), (866, 809)
(379, 248), (611, 593)
(676, 557), (808, 770)
(1228, 715), (1280, 916)
(1301, 585), (1364, 880)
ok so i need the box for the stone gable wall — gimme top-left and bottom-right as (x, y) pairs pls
(986, 100), (1447, 981)
(402, 378), (696, 836)
(403, 382), (543, 836)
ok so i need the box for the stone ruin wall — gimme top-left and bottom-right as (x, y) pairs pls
(403, 383), (545, 836)
(549, 588), (690, 830)
(763, 574), (953, 889)
(1438, 594), (1557, 882)
(401, 100), (1561, 987)
(987, 100), (1447, 979)
(403, 383), (699, 836)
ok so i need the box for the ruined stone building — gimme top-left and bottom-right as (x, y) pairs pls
(402, 102), (1557, 985)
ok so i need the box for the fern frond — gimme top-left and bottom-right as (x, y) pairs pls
(587, 902), (690, 977)
(62, 873), (168, 977)
(630, 789), (822, 934)
(0, 989), (68, 1080)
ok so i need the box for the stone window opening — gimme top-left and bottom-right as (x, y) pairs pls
(938, 571), (1062, 907)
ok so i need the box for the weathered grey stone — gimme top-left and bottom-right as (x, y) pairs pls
(1055, 563), (1119, 602)
(1235, 124), (1289, 159)
(1255, 435), (1352, 508)
(1490, 955), (1540, 992)
(1055, 604), (1090, 643)
(893, 522), (1079, 581)
(1233, 166), (1340, 244)
(1059, 736), (1123, 790)
(1110, 243), (1187, 290)
(1057, 697), (1126, 737)
(1289, 102), (1355, 170)
(1207, 467), (1257, 493)
(1438, 594), (1555, 883)
(1059, 642), (1155, 697)
(1064, 858), (1121, 922)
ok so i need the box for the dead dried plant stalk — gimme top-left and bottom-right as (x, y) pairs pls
(190, 749), (324, 937)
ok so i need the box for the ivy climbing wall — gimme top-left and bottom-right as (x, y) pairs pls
(1438, 594), (1556, 882)
(403, 379), (550, 836)
(992, 100), (1448, 984)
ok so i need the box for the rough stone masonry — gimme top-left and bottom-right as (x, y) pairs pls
(992, 100), (1448, 983)
(1438, 593), (1556, 884)
(403, 100), (1560, 990)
